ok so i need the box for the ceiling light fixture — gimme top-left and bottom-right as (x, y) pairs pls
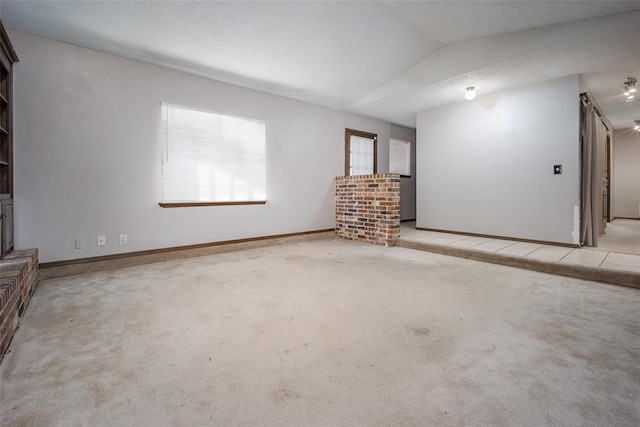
(623, 77), (637, 96)
(464, 86), (476, 101)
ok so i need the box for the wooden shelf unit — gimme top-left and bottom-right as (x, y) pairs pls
(0, 23), (17, 199)
(0, 20), (18, 258)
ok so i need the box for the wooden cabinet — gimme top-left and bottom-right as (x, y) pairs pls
(0, 21), (18, 258)
(1, 198), (13, 255)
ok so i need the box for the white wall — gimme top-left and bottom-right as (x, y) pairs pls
(613, 129), (640, 219)
(10, 30), (391, 262)
(416, 75), (581, 245)
(390, 124), (416, 221)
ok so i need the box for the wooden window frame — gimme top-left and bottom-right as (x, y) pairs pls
(344, 128), (377, 176)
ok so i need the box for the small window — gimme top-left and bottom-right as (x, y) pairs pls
(389, 138), (411, 177)
(160, 104), (266, 207)
(345, 128), (377, 176)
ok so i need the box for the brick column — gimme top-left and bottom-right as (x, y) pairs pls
(1, 249), (39, 361)
(335, 173), (400, 246)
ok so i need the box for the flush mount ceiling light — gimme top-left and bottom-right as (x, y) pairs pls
(624, 77), (637, 101)
(464, 86), (476, 101)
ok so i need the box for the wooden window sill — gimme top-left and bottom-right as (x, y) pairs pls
(159, 201), (267, 208)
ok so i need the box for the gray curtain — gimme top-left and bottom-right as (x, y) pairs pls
(597, 121), (608, 236)
(580, 100), (606, 247)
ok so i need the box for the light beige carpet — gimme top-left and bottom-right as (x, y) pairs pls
(1, 239), (639, 426)
(596, 218), (640, 255)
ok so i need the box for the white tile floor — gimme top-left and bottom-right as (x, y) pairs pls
(560, 249), (608, 267)
(400, 222), (640, 274)
(473, 239), (517, 253)
(498, 242), (543, 257)
(526, 245), (574, 262)
(602, 252), (640, 273)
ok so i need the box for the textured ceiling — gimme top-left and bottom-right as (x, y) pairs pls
(1, 1), (639, 129)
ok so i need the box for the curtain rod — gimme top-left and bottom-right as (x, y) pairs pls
(580, 92), (610, 132)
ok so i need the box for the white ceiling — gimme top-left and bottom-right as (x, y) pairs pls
(1, 1), (639, 129)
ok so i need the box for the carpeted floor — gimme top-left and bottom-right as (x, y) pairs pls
(1, 239), (639, 426)
(595, 218), (640, 255)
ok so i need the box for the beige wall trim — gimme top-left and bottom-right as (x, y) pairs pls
(40, 229), (334, 279)
(415, 227), (579, 249)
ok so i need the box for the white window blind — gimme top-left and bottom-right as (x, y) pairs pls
(161, 104), (266, 203)
(350, 135), (375, 175)
(389, 138), (411, 177)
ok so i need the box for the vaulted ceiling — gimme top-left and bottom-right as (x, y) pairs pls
(1, 1), (639, 129)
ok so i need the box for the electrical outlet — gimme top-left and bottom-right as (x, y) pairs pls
(97, 235), (106, 246)
(119, 234), (128, 245)
(74, 238), (83, 249)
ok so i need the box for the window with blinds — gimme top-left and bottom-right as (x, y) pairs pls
(345, 128), (377, 176)
(160, 104), (266, 206)
(389, 138), (411, 177)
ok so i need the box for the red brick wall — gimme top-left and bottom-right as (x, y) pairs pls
(0, 249), (39, 362)
(335, 173), (401, 246)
